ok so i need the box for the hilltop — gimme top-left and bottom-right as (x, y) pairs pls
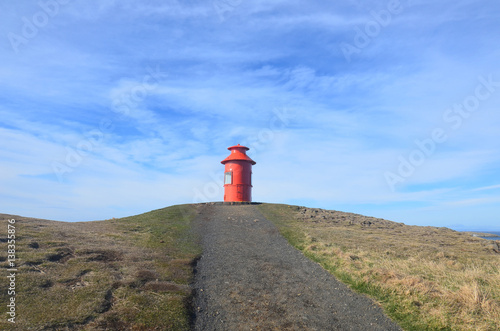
(192, 203), (401, 330)
(1, 203), (499, 330)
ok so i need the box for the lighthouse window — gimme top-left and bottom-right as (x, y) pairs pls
(224, 172), (232, 184)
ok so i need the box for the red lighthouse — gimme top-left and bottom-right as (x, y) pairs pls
(221, 144), (256, 202)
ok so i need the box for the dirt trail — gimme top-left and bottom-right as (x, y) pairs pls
(192, 204), (402, 331)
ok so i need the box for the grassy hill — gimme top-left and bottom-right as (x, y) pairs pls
(257, 204), (500, 331)
(0, 204), (201, 330)
(1, 203), (499, 330)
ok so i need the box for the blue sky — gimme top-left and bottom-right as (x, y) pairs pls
(1, 0), (499, 230)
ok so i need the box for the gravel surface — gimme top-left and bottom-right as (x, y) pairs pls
(192, 204), (402, 331)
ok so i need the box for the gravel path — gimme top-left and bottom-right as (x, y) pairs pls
(192, 204), (402, 331)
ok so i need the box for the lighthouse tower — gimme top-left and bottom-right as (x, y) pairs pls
(221, 144), (256, 202)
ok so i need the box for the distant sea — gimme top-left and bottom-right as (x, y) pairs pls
(477, 231), (500, 241)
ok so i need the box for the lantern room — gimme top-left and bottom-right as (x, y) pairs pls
(221, 144), (256, 202)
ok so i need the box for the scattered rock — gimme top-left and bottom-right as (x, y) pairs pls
(293, 207), (398, 229)
(487, 241), (500, 254)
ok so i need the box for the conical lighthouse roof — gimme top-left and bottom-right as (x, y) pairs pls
(221, 144), (256, 165)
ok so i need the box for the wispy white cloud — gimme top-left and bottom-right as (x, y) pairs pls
(472, 184), (500, 192)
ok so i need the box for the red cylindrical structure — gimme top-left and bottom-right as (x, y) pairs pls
(221, 144), (256, 202)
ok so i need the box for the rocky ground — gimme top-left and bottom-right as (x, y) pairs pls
(192, 204), (402, 330)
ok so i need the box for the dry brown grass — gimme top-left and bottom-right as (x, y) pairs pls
(258, 203), (500, 331)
